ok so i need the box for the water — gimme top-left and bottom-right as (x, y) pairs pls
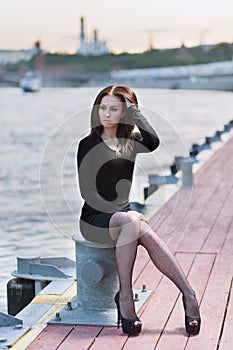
(0, 87), (233, 312)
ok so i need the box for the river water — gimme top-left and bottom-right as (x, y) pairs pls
(0, 87), (233, 312)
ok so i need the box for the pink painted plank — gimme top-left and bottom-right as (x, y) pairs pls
(162, 184), (218, 251)
(185, 254), (233, 350)
(155, 253), (216, 350)
(88, 327), (128, 350)
(175, 227), (210, 253)
(122, 253), (195, 350)
(218, 279), (233, 350)
(133, 259), (163, 292)
(195, 138), (233, 186)
(201, 214), (232, 253)
(87, 260), (163, 350)
(132, 246), (150, 284)
(221, 229), (233, 254)
(58, 325), (102, 350)
(27, 325), (74, 350)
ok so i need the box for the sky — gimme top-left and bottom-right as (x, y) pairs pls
(0, 0), (232, 53)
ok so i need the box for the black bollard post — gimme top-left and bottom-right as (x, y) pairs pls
(7, 278), (35, 316)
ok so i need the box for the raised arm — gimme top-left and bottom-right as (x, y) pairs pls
(127, 105), (160, 152)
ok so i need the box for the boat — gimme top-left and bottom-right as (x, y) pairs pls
(19, 71), (41, 92)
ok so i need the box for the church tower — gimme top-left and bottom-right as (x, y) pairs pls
(79, 17), (86, 53)
(78, 17), (109, 56)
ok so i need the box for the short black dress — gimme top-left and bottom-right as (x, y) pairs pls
(77, 105), (160, 244)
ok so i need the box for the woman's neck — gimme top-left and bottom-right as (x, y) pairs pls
(101, 127), (117, 140)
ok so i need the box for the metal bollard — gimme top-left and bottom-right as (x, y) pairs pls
(7, 278), (35, 316)
(179, 157), (193, 187)
(73, 235), (119, 311)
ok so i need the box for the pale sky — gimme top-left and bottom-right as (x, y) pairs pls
(0, 0), (232, 53)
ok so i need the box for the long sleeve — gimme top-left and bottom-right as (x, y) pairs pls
(128, 105), (160, 152)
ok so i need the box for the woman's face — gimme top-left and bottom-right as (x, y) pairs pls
(98, 95), (124, 128)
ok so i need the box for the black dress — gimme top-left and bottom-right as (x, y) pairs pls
(77, 105), (160, 244)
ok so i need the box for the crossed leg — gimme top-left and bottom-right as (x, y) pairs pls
(109, 211), (200, 323)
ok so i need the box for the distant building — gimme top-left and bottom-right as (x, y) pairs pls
(0, 50), (33, 65)
(175, 43), (193, 61)
(78, 17), (109, 56)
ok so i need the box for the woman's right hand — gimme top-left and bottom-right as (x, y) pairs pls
(125, 99), (134, 108)
(130, 210), (148, 223)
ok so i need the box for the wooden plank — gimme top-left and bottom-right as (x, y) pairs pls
(132, 246), (150, 284)
(201, 184), (232, 252)
(221, 230), (233, 254)
(155, 253), (216, 350)
(87, 260), (163, 350)
(58, 325), (103, 350)
(169, 181), (230, 254)
(133, 259), (163, 292)
(185, 254), (233, 350)
(165, 223), (197, 253)
(155, 187), (195, 238)
(219, 188), (233, 254)
(218, 279), (233, 350)
(122, 253), (195, 350)
(201, 211), (232, 254)
(195, 138), (233, 186)
(162, 184), (218, 251)
(26, 325), (74, 350)
(88, 327), (128, 350)
(176, 227), (210, 253)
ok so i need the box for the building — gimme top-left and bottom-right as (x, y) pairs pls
(0, 50), (33, 65)
(78, 17), (109, 56)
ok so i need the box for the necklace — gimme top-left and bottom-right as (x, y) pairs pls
(101, 137), (122, 157)
(115, 147), (122, 158)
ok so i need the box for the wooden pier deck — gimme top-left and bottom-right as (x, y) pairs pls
(15, 136), (233, 349)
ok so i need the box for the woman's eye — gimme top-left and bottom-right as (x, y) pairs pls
(100, 105), (106, 110)
(111, 108), (117, 112)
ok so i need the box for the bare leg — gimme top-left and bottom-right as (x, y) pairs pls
(139, 220), (200, 320)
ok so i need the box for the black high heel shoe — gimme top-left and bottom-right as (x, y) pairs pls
(182, 295), (201, 336)
(114, 292), (142, 335)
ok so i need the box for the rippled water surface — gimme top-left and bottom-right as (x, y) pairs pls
(1, 87), (233, 311)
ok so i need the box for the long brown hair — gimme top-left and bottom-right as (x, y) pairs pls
(90, 85), (138, 155)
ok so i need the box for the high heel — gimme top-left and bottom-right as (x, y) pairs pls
(182, 295), (201, 336)
(114, 292), (142, 335)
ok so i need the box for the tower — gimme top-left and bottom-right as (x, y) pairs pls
(78, 17), (109, 56)
(80, 17), (85, 49)
(93, 29), (98, 43)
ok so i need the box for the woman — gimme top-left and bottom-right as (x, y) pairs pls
(77, 85), (201, 336)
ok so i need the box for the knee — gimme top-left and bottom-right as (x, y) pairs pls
(109, 211), (141, 242)
(124, 212), (141, 229)
(118, 212), (141, 242)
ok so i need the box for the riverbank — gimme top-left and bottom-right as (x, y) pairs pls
(1, 69), (233, 91)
